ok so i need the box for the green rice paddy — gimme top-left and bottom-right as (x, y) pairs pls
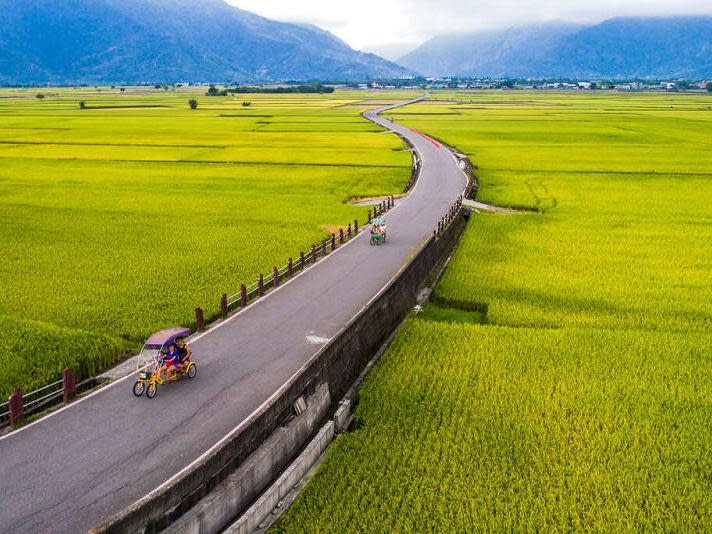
(0, 87), (412, 397)
(276, 91), (712, 531)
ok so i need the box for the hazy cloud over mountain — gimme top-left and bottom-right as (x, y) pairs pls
(230, 0), (712, 57)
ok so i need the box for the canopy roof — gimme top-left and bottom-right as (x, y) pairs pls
(144, 327), (191, 348)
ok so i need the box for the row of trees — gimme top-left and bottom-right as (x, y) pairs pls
(206, 83), (334, 96)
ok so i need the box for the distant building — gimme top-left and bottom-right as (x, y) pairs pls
(578, 82), (592, 89)
(701, 81), (708, 90)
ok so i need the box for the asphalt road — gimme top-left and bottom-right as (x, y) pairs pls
(0, 99), (467, 533)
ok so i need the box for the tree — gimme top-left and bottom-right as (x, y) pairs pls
(206, 84), (227, 96)
(79, 101), (86, 109)
(36, 93), (45, 99)
(120, 87), (126, 93)
(189, 99), (198, 110)
(242, 101), (251, 107)
(589, 81), (598, 90)
(707, 83), (712, 93)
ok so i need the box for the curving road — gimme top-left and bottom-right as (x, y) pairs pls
(0, 99), (467, 533)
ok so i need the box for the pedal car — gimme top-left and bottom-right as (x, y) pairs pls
(132, 327), (197, 399)
(370, 217), (387, 246)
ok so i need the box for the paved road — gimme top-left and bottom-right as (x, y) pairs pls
(0, 100), (467, 533)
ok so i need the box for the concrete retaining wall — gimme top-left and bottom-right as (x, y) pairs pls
(224, 421), (335, 534)
(165, 384), (331, 534)
(90, 209), (469, 534)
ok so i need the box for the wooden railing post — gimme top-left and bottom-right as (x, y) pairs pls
(63, 368), (76, 403)
(322, 240), (327, 256)
(368, 209), (372, 223)
(240, 284), (247, 307)
(272, 266), (279, 288)
(195, 307), (205, 331)
(220, 293), (228, 319)
(339, 228), (344, 244)
(258, 274), (264, 296)
(8, 388), (23, 427)
(288, 257), (293, 277)
(331, 233), (336, 251)
(354, 219), (359, 233)
(311, 244), (317, 263)
(300, 251), (305, 271)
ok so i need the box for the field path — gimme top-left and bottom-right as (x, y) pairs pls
(0, 98), (467, 533)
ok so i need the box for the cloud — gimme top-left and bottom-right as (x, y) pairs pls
(228, 0), (712, 54)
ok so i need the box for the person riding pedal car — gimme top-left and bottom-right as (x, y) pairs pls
(176, 338), (192, 368)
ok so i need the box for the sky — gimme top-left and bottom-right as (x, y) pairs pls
(229, 0), (712, 58)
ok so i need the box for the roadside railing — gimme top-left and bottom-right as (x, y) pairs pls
(1, 368), (77, 430)
(434, 194), (466, 239)
(195, 196), (398, 330)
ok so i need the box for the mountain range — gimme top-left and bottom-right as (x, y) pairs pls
(0, 0), (409, 84)
(1, 5), (711, 85)
(399, 17), (712, 79)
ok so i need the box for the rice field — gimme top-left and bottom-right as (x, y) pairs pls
(275, 91), (712, 531)
(0, 87), (413, 397)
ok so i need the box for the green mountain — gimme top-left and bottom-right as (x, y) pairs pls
(399, 17), (712, 79)
(0, 0), (410, 84)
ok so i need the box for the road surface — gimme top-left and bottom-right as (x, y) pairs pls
(0, 99), (467, 533)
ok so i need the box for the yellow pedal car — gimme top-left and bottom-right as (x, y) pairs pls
(132, 327), (197, 399)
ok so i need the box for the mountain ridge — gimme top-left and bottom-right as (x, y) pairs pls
(0, 0), (410, 84)
(399, 16), (712, 78)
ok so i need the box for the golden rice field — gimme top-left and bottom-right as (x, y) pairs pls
(0, 87), (413, 397)
(276, 91), (712, 531)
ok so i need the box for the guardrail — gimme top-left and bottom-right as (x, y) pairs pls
(1, 368), (77, 429)
(195, 196), (398, 330)
(434, 195), (465, 238)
